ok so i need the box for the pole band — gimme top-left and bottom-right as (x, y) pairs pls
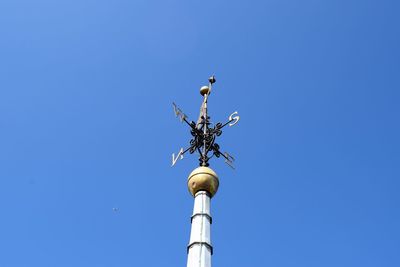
(187, 241), (213, 255)
(191, 213), (212, 224)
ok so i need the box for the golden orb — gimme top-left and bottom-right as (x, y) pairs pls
(200, 86), (210, 96)
(187, 166), (219, 198)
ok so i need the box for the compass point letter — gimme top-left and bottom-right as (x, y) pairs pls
(172, 102), (187, 123)
(224, 152), (235, 169)
(172, 148), (185, 166)
(228, 111), (240, 127)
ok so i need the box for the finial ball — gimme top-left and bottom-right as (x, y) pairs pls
(187, 167), (219, 198)
(200, 86), (210, 96)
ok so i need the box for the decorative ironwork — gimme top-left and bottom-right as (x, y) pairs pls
(172, 76), (240, 168)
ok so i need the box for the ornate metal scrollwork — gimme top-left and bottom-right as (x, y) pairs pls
(172, 76), (240, 168)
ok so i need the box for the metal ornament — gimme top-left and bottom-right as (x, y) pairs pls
(172, 76), (240, 168)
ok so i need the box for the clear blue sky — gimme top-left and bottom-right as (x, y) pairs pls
(0, 0), (399, 266)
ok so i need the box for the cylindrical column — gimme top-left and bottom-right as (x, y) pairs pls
(187, 191), (212, 267)
(186, 167), (219, 267)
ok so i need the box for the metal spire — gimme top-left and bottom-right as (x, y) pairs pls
(172, 76), (240, 267)
(172, 75), (240, 168)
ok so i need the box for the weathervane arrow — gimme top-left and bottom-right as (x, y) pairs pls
(172, 76), (240, 168)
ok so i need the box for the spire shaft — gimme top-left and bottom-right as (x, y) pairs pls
(187, 191), (213, 267)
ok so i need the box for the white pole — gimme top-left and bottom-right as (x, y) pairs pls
(186, 191), (212, 267)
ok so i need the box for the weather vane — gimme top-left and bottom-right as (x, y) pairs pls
(172, 75), (240, 168)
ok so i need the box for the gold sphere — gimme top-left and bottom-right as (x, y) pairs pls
(200, 86), (210, 96)
(187, 166), (219, 198)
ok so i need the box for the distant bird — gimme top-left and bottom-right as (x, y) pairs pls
(112, 207), (119, 212)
